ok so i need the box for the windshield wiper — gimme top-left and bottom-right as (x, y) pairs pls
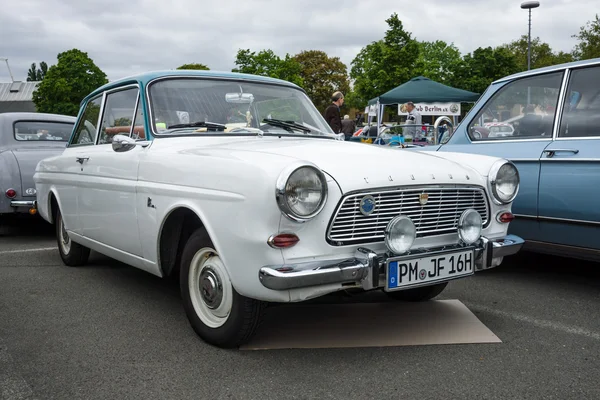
(262, 118), (312, 133)
(166, 121), (227, 131)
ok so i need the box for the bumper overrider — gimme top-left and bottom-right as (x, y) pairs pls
(9, 200), (38, 215)
(258, 234), (524, 292)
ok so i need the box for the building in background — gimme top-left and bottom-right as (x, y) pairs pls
(0, 81), (40, 113)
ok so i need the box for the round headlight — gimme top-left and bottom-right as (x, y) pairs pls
(458, 209), (482, 244)
(384, 215), (416, 254)
(489, 160), (520, 204)
(276, 164), (328, 222)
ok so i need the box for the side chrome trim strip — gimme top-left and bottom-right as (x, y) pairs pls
(513, 213), (536, 220)
(554, 136), (600, 141)
(513, 214), (600, 226)
(540, 158), (600, 162)
(537, 215), (600, 226)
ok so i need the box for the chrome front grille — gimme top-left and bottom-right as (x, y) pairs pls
(326, 186), (489, 246)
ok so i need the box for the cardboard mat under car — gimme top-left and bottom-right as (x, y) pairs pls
(240, 299), (501, 350)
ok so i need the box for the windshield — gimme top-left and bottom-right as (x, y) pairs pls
(13, 121), (74, 142)
(147, 77), (334, 137)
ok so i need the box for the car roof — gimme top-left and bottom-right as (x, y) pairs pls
(0, 112), (77, 147)
(0, 112), (77, 124)
(493, 57), (600, 84)
(83, 70), (305, 104)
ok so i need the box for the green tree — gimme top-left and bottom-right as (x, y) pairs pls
(499, 35), (574, 71)
(231, 49), (304, 87)
(176, 63), (210, 70)
(572, 14), (600, 60)
(350, 13), (420, 103)
(32, 49), (108, 116)
(343, 89), (366, 111)
(451, 46), (520, 95)
(26, 61), (48, 81)
(292, 50), (350, 112)
(414, 40), (462, 83)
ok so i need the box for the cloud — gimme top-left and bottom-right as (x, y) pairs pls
(0, 0), (596, 83)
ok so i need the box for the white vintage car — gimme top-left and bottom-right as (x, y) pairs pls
(33, 70), (524, 348)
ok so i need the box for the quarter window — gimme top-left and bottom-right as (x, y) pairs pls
(70, 95), (103, 146)
(98, 87), (139, 144)
(131, 96), (146, 140)
(558, 66), (600, 138)
(468, 71), (564, 141)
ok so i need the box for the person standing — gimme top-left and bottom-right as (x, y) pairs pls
(324, 91), (344, 133)
(341, 114), (356, 139)
(404, 101), (422, 139)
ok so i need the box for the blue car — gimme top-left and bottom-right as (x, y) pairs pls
(425, 57), (600, 262)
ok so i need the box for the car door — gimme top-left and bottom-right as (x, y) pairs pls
(437, 70), (566, 241)
(537, 64), (600, 251)
(77, 85), (146, 257)
(52, 94), (104, 235)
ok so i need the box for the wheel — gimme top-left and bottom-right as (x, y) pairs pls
(55, 208), (90, 267)
(384, 282), (448, 302)
(179, 228), (266, 348)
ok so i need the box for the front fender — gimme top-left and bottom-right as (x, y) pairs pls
(423, 151), (507, 178)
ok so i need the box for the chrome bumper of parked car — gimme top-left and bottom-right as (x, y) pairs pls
(10, 200), (36, 207)
(258, 234), (524, 291)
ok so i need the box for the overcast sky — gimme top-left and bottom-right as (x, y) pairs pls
(0, 0), (596, 83)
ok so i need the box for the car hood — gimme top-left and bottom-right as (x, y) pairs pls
(168, 137), (486, 193)
(11, 147), (65, 196)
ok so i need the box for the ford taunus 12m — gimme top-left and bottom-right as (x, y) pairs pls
(33, 70), (524, 348)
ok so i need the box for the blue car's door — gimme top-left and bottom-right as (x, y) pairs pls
(437, 70), (566, 242)
(537, 64), (600, 251)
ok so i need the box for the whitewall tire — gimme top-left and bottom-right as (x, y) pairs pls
(179, 228), (266, 348)
(55, 208), (90, 267)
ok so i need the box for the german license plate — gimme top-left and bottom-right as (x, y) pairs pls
(385, 249), (474, 291)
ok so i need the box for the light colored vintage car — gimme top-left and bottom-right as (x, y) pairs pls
(0, 112), (76, 219)
(33, 70), (524, 348)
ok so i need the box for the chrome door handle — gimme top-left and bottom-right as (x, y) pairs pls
(543, 149), (579, 158)
(76, 156), (89, 164)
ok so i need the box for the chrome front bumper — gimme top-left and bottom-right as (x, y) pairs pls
(258, 234), (524, 291)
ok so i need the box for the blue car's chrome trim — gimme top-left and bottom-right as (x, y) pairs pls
(540, 158), (600, 162)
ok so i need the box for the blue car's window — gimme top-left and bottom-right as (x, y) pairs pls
(13, 121), (74, 142)
(558, 65), (600, 138)
(467, 71), (564, 141)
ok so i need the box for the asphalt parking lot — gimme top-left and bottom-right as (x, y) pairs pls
(1, 217), (599, 400)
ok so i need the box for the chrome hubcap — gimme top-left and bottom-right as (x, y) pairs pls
(61, 223), (69, 245)
(188, 247), (233, 329)
(200, 267), (223, 309)
(59, 216), (71, 254)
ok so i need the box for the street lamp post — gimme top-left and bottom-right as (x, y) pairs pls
(521, 1), (540, 70)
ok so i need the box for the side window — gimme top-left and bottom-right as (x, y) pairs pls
(70, 95), (103, 146)
(468, 71), (564, 141)
(131, 96), (146, 140)
(97, 87), (139, 145)
(558, 66), (600, 138)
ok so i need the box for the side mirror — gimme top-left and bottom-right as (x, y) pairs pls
(433, 116), (454, 145)
(111, 134), (150, 152)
